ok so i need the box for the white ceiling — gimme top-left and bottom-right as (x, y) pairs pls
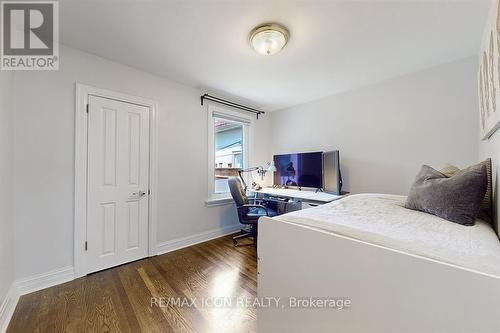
(60, 0), (490, 111)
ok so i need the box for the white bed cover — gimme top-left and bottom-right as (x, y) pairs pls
(274, 193), (500, 277)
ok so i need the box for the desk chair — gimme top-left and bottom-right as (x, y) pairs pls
(228, 177), (277, 246)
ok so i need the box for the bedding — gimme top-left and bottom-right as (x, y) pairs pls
(274, 193), (500, 277)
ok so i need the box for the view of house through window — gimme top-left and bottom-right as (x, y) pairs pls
(214, 118), (244, 193)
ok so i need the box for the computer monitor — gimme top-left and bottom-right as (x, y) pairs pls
(273, 152), (323, 189)
(322, 150), (343, 195)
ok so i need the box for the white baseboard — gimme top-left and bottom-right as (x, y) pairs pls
(0, 284), (19, 333)
(0, 266), (75, 333)
(157, 224), (241, 255)
(15, 266), (75, 296)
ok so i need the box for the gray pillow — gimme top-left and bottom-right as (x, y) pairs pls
(405, 164), (488, 226)
(439, 159), (493, 222)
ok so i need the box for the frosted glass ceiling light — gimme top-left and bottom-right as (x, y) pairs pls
(250, 23), (289, 56)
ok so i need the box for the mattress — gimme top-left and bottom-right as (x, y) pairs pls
(274, 193), (500, 277)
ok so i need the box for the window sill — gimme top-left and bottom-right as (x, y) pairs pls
(205, 197), (234, 207)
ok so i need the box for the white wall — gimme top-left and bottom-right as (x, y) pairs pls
(478, 0), (499, 235)
(0, 71), (14, 304)
(271, 57), (479, 195)
(13, 45), (271, 279)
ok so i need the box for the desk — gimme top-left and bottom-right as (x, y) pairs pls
(249, 187), (346, 203)
(249, 187), (347, 214)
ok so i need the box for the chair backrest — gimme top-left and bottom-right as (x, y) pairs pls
(228, 177), (249, 207)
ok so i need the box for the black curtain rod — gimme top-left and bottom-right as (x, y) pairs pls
(200, 94), (265, 119)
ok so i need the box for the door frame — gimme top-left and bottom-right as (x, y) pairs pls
(74, 83), (159, 278)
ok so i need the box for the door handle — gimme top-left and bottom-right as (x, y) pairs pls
(132, 191), (146, 197)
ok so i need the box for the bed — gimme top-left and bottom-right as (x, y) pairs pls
(257, 193), (500, 333)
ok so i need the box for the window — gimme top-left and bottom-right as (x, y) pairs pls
(207, 105), (251, 202)
(214, 118), (244, 193)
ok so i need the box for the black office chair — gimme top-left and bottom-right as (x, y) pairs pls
(228, 177), (277, 246)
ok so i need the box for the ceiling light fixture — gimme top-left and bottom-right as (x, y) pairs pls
(250, 23), (289, 56)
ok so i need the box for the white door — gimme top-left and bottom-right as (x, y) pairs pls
(86, 95), (150, 274)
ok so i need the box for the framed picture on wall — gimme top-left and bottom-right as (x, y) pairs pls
(479, 0), (500, 140)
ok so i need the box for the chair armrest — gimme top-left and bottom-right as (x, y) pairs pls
(239, 204), (271, 216)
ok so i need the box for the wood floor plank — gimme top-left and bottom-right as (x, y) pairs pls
(116, 260), (176, 332)
(109, 269), (143, 333)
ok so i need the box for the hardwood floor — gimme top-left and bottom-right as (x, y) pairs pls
(7, 235), (257, 333)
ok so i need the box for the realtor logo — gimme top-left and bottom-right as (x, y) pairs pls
(1, 1), (59, 70)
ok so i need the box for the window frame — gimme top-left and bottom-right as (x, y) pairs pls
(207, 103), (252, 204)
